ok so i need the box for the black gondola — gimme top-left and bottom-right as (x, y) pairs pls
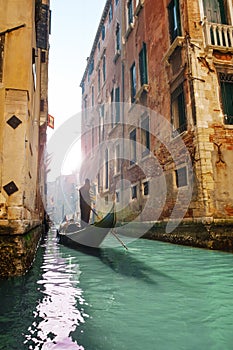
(57, 204), (116, 249)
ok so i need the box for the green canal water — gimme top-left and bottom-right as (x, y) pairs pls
(0, 228), (233, 350)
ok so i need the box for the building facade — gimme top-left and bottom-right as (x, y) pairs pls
(0, 0), (50, 276)
(80, 0), (233, 235)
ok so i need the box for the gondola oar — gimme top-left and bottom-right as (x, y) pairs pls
(110, 229), (128, 250)
(91, 206), (128, 250)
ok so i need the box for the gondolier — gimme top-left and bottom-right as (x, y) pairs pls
(79, 178), (91, 227)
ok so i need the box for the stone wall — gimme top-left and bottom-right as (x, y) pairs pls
(143, 221), (233, 253)
(0, 226), (42, 278)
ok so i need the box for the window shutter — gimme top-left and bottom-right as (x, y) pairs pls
(139, 43), (148, 85)
(203, 0), (226, 24)
(115, 87), (120, 123)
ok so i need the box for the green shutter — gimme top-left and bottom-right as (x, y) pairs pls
(221, 81), (233, 124)
(168, 0), (181, 42)
(139, 43), (148, 85)
(115, 87), (120, 123)
(203, 0), (226, 24)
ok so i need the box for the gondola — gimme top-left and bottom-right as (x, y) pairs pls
(57, 204), (116, 249)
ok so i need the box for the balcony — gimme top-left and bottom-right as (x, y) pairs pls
(202, 20), (233, 52)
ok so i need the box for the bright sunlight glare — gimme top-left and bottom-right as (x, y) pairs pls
(61, 139), (82, 175)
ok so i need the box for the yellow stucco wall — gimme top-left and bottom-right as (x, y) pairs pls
(0, 0), (47, 234)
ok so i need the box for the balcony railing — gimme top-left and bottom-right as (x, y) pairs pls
(202, 20), (233, 52)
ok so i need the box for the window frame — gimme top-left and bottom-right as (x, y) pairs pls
(109, 3), (113, 23)
(168, 0), (182, 43)
(171, 83), (187, 135)
(175, 166), (188, 188)
(130, 62), (137, 103)
(98, 68), (101, 92)
(141, 116), (150, 157)
(129, 128), (137, 165)
(91, 85), (94, 107)
(104, 148), (109, 190)
(116, 23), (121, 52)
(131, 184), (138, 200)
(102, 25), (106, 41)
(219, 72), (233, 125)
(115, 86), (120, 123)
(115, 143), (121, 174)
(127, 0), (134, 27)
(103, 55), (106, 83)
(139, 42), (148, 86)
(142, 180), (149, 196)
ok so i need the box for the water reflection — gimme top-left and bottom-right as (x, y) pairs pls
(71, 243), (173, 285)
(24, 228), (87, 350)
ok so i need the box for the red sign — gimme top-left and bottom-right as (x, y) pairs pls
(47, 114), (54, 129)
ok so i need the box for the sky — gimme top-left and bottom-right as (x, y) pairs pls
(48, 0), (107, 131)
(47, 0), (107, 177)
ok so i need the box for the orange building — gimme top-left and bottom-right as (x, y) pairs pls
(80, 0), (233, 239)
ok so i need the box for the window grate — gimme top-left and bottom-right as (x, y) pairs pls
(219, 73), (233, 83)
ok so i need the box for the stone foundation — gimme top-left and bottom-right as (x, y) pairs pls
(143, 221), (233, 253)
(0, 226), (42, 278)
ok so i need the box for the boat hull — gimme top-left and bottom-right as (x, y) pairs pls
(58, 205), (115, 249)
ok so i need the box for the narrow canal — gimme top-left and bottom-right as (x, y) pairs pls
(0, 227), (233, 350)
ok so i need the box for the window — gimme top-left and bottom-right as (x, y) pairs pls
(40, 99), (44, 112)
(84, 97), (88, 119)
(91, 85), (94, 107)
(130, 62), (136, 103)
(88, 58), (94, 77)
(203, 0), (227, 24)
(130, 129), (136, 165)
(103, 55), (106, 82)
(116, 23), (121, 52)
(171, 84), (187, 134)
(115, 144), (120, 173)
(91, 126), (95, 154)
(109, 4), (113, 23)
(81, 82), (85, 95)
(41, 51), (46, 63)
(102, 25), (105, 40)
(97, 172), (101, 193)
(141, 116), (150, 157)
(115, 87), (120, 123)
(219, 73), (233, 125)
(142, 181), (149, 196)
(127, 0), (134, 26)
(105, 148), (109, 189)
(115, 190), (120, 203)
(139, 43), (148, 86)
(110, 89), (114, 127)
(175, 166), (187, 187)
(0, 34), (5, 82)
(98, 68), (101, 92)
(168, 0), (181, 43)
(131, 185), (137, 199)
(99, 105), (105, 141)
